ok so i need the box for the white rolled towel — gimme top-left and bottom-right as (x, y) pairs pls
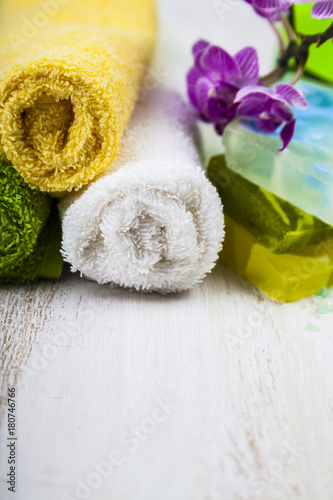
(59, 90), (224, 292)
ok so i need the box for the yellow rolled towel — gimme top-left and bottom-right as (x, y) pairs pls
(0, 0), (156, 192)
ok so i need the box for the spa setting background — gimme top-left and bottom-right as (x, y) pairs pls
(1, 0), (333, 499)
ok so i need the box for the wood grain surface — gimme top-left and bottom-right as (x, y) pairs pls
(1, 263), (333, 500)
(1, 1), (333, 499)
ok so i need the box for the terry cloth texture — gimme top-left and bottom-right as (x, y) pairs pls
(0, 162), (63, 284)
(59, 90), (225, 293)
(0, 0), (157, 192)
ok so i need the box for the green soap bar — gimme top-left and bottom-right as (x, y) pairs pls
(0, 162), (63, 284)
(207, 155), (333, 254)
(291, 4), (333, 83)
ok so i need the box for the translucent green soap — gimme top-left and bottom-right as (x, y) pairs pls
(207, 155), (333, 254)
(223, 80), (333, 226)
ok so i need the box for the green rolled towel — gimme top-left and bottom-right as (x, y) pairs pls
(0, 162), (63, 284)
(207, 155), (333, 254)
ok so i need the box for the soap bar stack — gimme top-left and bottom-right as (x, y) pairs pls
(208, 80), (333, 302)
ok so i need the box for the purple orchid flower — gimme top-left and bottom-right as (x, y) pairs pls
(187, 41), (259, 130)
(187, 41), (308, 150)
(244, 0), (292, 20)
(235, 83), (308, 150)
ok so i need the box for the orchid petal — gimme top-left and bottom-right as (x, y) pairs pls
(255, 114), (282, 133)
(253, 0), (291, 10)
(200, 45), (241, 84)
(196, 77), (215, 121)
(236, 89), (272, 117)
(215, 84), (238, 106)
(235, 47), (260, 86)
(312, 0), (333, 19)
(193, 39), (210, 58)
(237, 98), (268, 117)
(271, 100), (294, 122)
(207, 99), (239, 121)
(206, 98), (227, 121)
(246, 0), (292, 19)
(236, 84), (273, 101)
(279, 119), (296, 151)
(215, 117), (234, 135)
(187, 67), (202, 107)
(275, 83), (308, 108)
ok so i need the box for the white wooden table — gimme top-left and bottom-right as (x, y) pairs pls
(1, 1), (333, 499)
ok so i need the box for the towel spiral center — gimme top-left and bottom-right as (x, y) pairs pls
(23, 94), (74, 167)
(84, 189), (201, 279)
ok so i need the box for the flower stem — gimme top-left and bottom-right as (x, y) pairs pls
(269, 19), (287, 51)
(299, 20), (333, 48)
(318, 21), (333, 46)
(279, 12), (296, 43)
(259, 19), (333, 88)
(289, 62), (306, 85)
(259, 39), (298, 86)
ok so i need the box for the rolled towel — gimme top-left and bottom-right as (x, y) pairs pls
(0, 0), (156, 192)
(0, 162), (63, 284)
(60, 90), (224, 292)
